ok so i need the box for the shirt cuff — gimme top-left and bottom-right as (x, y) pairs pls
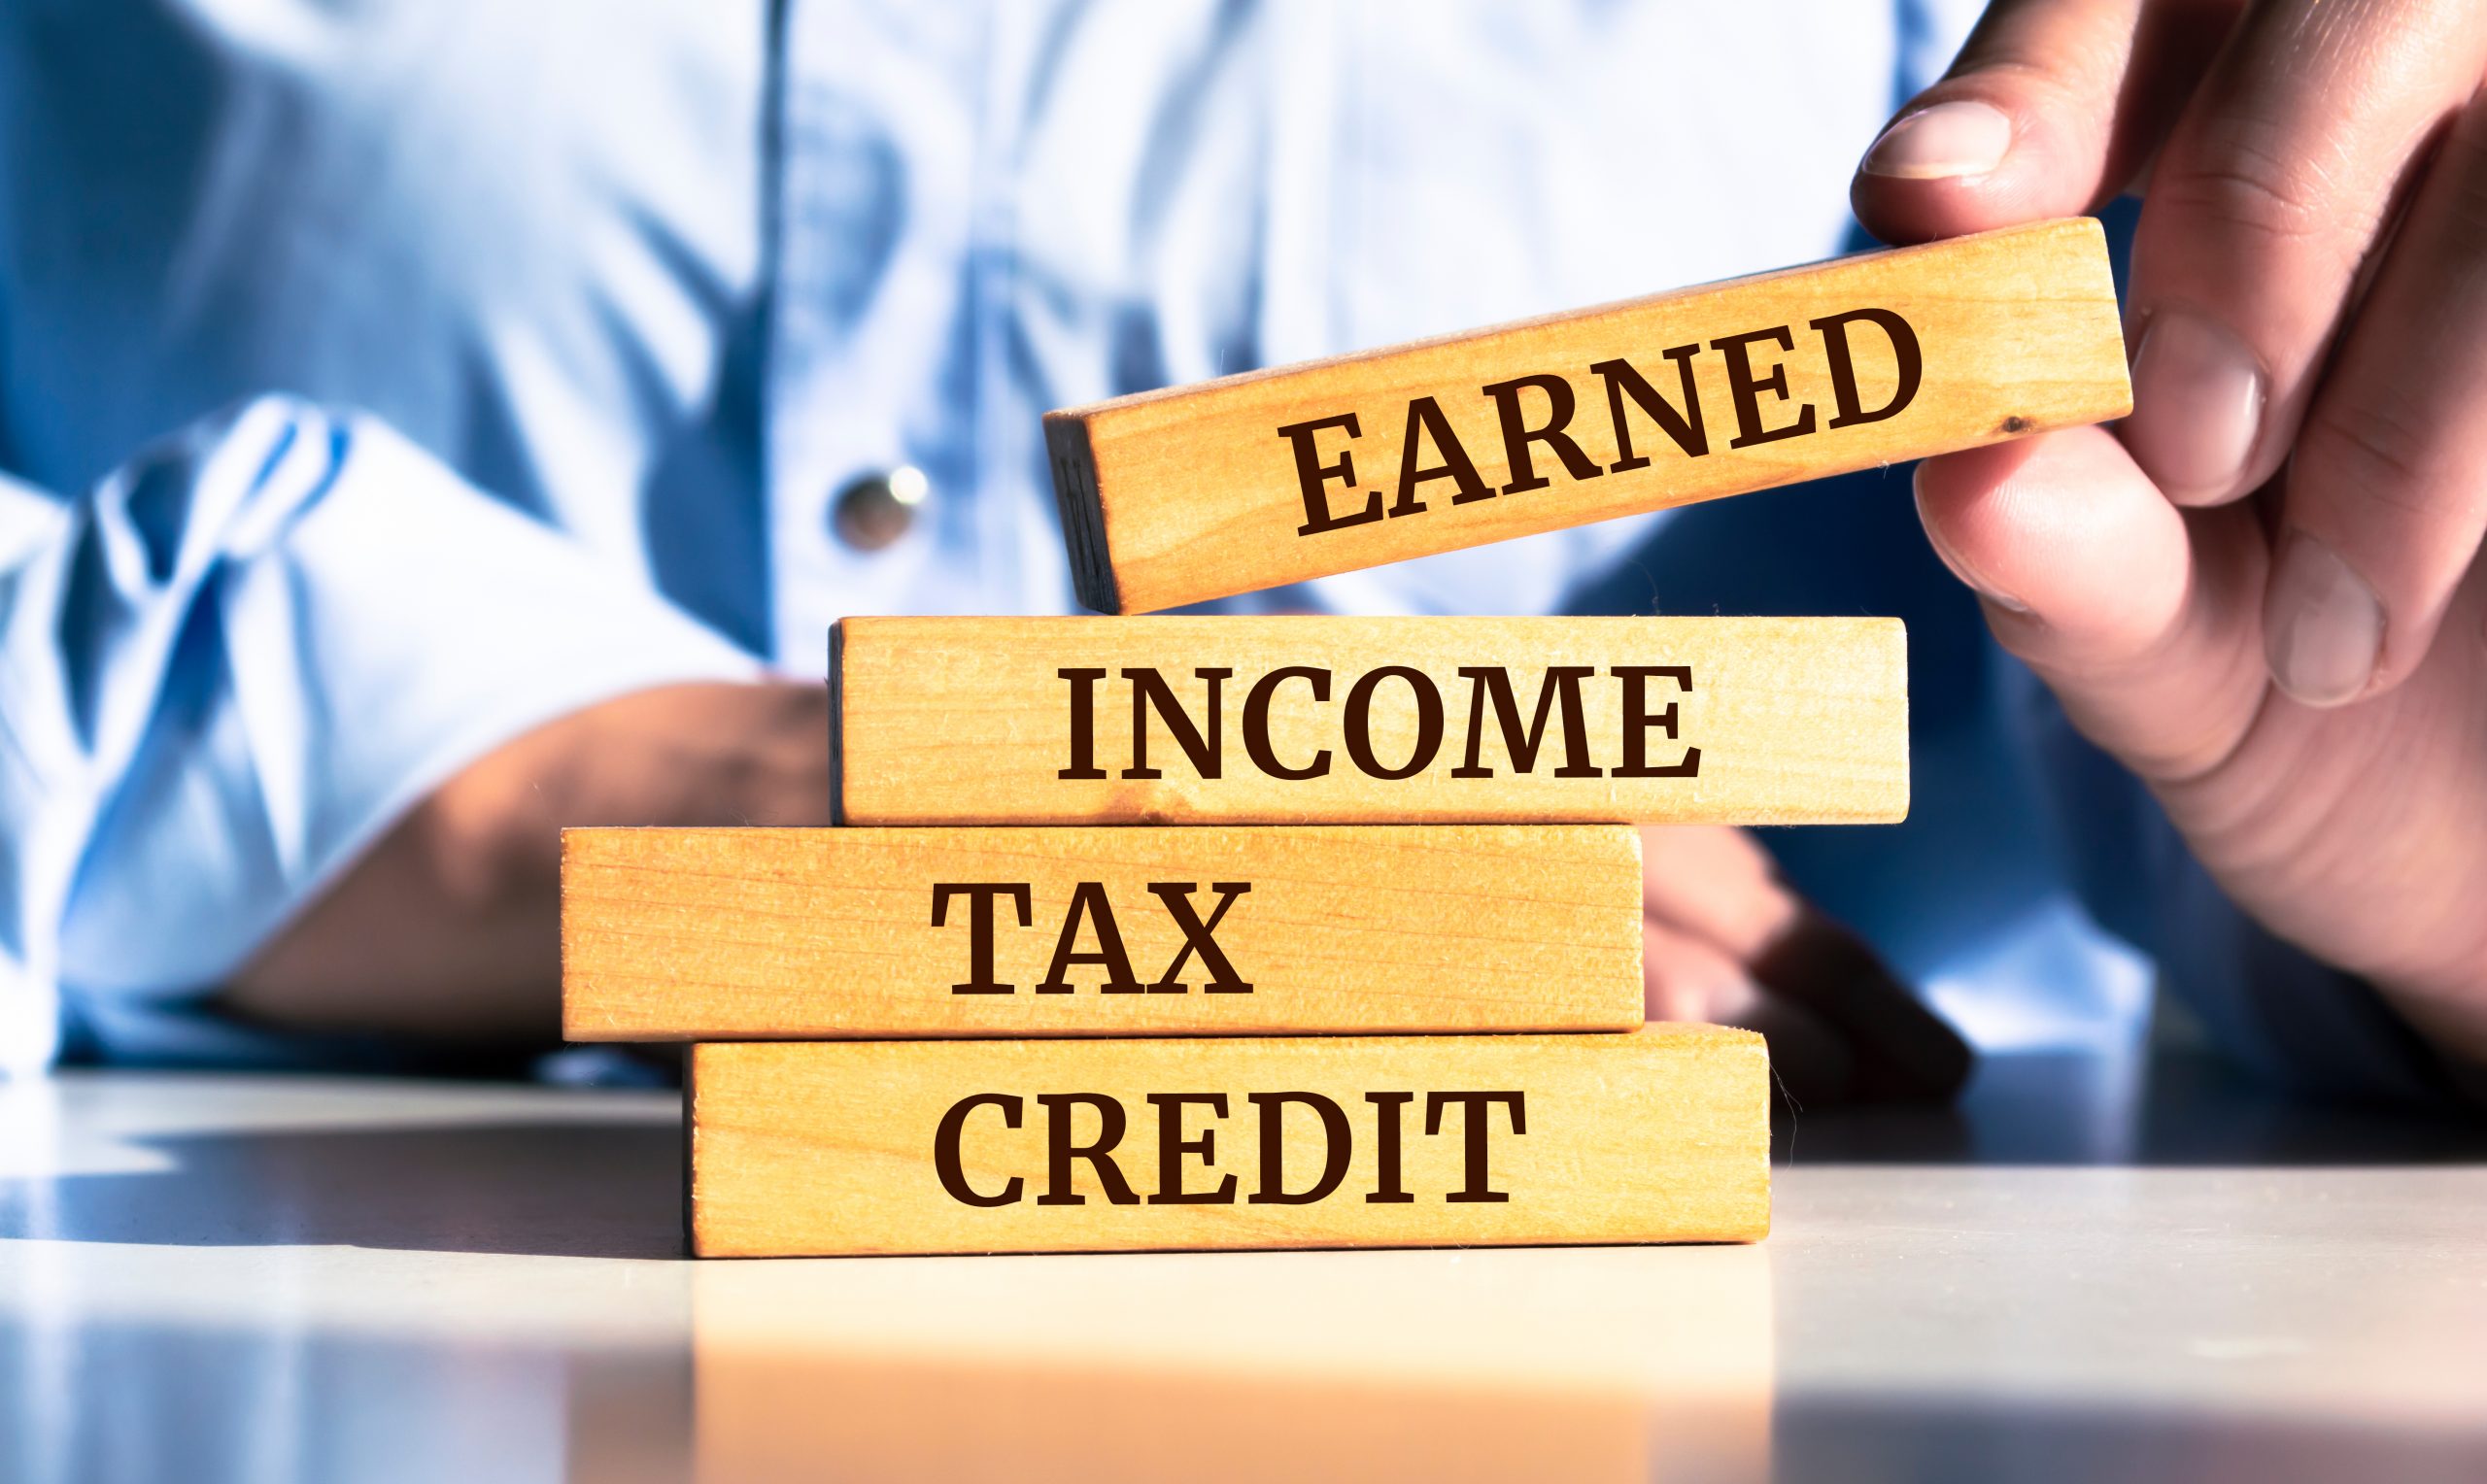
(3, 396), (760, 1068)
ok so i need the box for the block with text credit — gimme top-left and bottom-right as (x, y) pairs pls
(562, 825), (1645, 1040)
(831, 615), (1906, 826)
(1046, 219), (2128, 613)
(688, 1026), (1768, 1256)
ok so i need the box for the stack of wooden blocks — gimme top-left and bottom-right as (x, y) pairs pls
(560, 220), (2129, 1258)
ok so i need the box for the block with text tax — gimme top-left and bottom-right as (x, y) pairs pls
(1045, 218), (2129, 613)
(562, 825), (1646, 1039)
(687, 1027), (1767, 1257)
(831, 614), (1906, 826)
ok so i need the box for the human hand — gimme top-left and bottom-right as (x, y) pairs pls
(1852, 0), (2487, 1063)
(225, 680), (832, 1042)
(1639, 825), (1971, 1103)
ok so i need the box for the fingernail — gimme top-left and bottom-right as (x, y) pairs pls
(1913, 470), (2032, 613)
(2264, 531), (2383, 707)
(2124, 309), (2265, 503)
(1860, 101), (2015, 180)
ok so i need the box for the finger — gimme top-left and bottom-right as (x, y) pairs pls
(1853, 0), (2239, 243)
(1641, 826), (1970, 1098)
(2121, 0), (2487, 506)
(1644, 917), (1857, 1105)
(2262, 85), (2487, 706)
(1914, 425), (2269, 783)
(1742, 906), (1974, 1102)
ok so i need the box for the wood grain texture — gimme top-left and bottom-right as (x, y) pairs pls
(1046, 218), (2128, 613)
(832, 615), (1906, 825)
(562, 825), (1645, 1040)
(688, 1026), (1769, 1256)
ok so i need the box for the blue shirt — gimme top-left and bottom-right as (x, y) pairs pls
(0, 0), (2442, 1096)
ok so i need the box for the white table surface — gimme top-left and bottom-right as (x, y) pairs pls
(3, 1051), (2482, 1483)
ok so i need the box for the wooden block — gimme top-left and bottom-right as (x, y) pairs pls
(687, 1026), (1768, 1256)
(832, 614), (1905, 825)
(563, 826), (1644, 1040)
(1047, 218), (2128, 613)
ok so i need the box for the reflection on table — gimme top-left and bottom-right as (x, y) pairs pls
(3, 1052), (2483, 1483)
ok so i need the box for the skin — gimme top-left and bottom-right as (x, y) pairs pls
(224, 682), (835, 1045)
(1856, 0), (2487, 1073)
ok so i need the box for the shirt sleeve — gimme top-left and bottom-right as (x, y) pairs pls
(0, 395), (760, 1073)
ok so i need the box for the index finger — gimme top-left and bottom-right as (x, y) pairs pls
(1852, 0), (2238, 244)
(2119, 0), (2487, 504)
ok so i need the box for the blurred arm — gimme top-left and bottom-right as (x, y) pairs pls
(223, 678), (828, 1044)
(0, 396), (767, 1070)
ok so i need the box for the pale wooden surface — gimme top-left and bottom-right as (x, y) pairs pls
(562, 826), (1644, 1040)
(1047, 219), (2129, 614)
(833, 615), (1907, 826)
(11, 1061), (2487, 1481)
(688, 1027), (1769, 1257)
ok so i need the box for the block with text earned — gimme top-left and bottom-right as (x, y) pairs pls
(1046, 219), (2128, 613)
(560, 219), (2120, 1257)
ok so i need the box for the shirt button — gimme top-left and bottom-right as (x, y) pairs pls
(831, 465), (929, 552)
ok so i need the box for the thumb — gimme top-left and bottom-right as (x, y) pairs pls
(1852, 0), (2237, 243)
(1913, 426), (2267, 785)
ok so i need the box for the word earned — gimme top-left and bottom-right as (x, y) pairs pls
(1277, 309), (1917, 538)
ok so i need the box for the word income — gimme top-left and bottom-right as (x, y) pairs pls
(1278, 307), (1921, 535)
(1057, 663), (1699, 782)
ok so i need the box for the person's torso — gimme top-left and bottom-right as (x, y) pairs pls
(0, 0), (1908, 655)
(10, 0), (2150, 1049)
